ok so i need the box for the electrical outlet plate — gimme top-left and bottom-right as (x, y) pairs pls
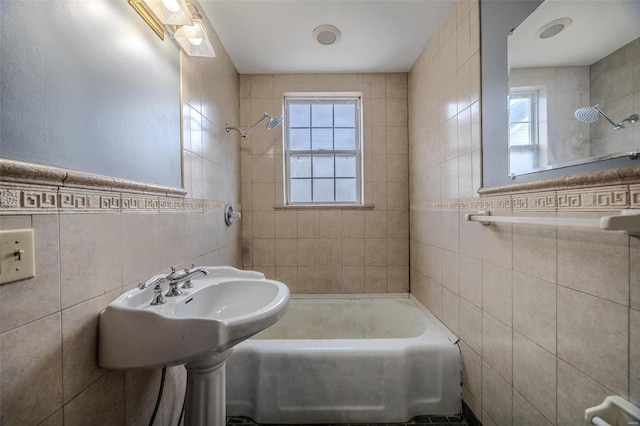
(0, 229), (35, 285)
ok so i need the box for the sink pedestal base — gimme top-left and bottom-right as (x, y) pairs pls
(184, 352), (232, 426)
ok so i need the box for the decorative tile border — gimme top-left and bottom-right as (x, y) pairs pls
(0, 159), (228, 215)
(411, 185), (639, 213)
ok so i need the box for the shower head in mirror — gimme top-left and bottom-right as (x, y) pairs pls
(225, 112), (283, 138)
(574, 105), (638, 130)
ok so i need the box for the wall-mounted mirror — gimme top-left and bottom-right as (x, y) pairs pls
(480, 0), (640, 188)
(507, 0), (640, 177)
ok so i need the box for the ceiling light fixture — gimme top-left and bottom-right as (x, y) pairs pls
(313, 25), (342, 46)
(128, 0), (193, 40)
(129, 0), (215, 58)
(536, 17), (572, 39)
(172, 6), (216, 57)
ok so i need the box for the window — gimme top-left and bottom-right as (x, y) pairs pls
(284, 94), (362, 204)
(509, 90), (539, 174)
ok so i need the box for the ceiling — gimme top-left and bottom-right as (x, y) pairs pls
(198, 0), (455, 74)
(509, 0), (640, 69)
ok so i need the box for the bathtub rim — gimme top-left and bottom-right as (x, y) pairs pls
(243, 293), (459, 345)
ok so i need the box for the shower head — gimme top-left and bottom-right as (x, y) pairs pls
(225, 112), (283, 138)
(575, 105), (639, 130)
(267, 114), (283, 130)
(574, 106), (600, 123)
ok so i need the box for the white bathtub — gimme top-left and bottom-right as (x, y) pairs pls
(225, 295), (461, 424)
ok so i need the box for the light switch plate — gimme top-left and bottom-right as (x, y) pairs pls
(0, 229), (35, 285)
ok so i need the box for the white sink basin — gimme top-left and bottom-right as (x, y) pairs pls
(98, 266), (290, 370)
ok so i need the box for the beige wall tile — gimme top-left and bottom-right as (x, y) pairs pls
(460, 341), (482, 403)
(318, 238), (342, 266)
(0, 214), (60, 332)
(459, 210), (482, 259)
(253, 211), (275, 239)
(124, 368), (162, 425)
(59, 214), (122, 309)
(387, 266), (409, 292)
(319, 211), (343, 238)
(482, 221), (513, 269)
(513, 390), (553, 426)
(295, 266), (317, 293)
(387, 238), (409, 266)
(385, 73), (408, 98)
(1, 314), (62, 425)
(482, 312), (513, 384)
(426, 244), (443, 283)
(297, 238), (320, 266)
(557, 359), (612, 426)
(428, 278), (442, 318)
(441, 210), (460, 252)
(343, 238), (365, 266)
(252, 182), (275, 210)
(630, 308), (640, 406)
(365, 238), (387, 266)
(482, 361), (513, 426)
(276, 266), (298, 294)
(460, 254), (482, 307)
(252, 238), (275, 266)
(63, 371), (124, 425)
(343, 266), (365, 293)
(275, 239), (298, 266)
(441, 249), (460, 294)
(558, 219), (629, 305)
(275, 210), (297, 238)
(632, 237), (640, 310)
(297, 211), (320, 238)
(557, 286), (628, 395)
(365, 211), (388, 238)
(62, 290), (119, 403)
(513, 215), (557, 284)
(441, 287), (460, 334)
(513, 332), (556, 423)
(482, 262), (512, 326)
(513, 271), (556, 353)
(365, 265), (387, 293)
(460, 297), (482, 354)
(385, 98), (408, 126)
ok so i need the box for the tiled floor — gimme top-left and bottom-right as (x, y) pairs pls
(226, 415), (468, 426)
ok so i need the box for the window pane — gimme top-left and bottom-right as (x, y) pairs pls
(509, 148), (537, 175)
(290, 179), (311, 203)
(334, 104), (355, 127)
(509, 97), (531, 123)
(290, 154), (311, 178)
(289, 128), (310, 150)
(334, 128), (356, 150)
(335, 154), (356, 177)
(312, 128), (333, 150)
(336, 178), (357, 202)
(312, 104), (333, 127)
(313, 179), (334, 202)
(289, 104), (310, 127)
(312, 155), (334, 178)
(510, 123), (531, 146)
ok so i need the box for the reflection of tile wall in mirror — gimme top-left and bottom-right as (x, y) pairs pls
(507, 0), (640, 176)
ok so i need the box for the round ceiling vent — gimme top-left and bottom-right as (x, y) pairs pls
(536, 17), (572, 39)
(313, 25), (342, 46)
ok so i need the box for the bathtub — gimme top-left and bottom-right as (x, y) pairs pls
(225, 295), (461, 424)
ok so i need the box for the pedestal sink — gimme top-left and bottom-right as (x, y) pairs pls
(98, 266), (290, 426)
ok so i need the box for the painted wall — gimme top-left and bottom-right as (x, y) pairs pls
(0, 1), (181, 187)
(0, 1), (241, 424)
(409, 0), (640, 425)
(240, 73), (409, 294)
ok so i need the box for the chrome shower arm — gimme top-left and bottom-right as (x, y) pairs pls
(594, 105), (623, 129)
(242, 113), (270, 137)
(225, 113), (269, 138)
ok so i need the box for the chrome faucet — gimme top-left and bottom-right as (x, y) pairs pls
(138, 266), (209, 305)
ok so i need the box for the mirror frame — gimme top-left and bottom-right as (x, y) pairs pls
(480, 0), (639, 189)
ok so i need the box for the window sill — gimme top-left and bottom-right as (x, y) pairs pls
(273, 204), (375, 211)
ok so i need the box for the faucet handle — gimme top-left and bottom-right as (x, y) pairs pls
(150, 283), (166, 305)
(138, 276), (167, 290)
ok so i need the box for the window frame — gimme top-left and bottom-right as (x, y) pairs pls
(283, 92), (363, 206)
(509, 89), (540, 172)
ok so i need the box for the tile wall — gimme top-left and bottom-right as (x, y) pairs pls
(0, 11), (241, 426)
(240, 73), (409, 294)
(408, 0), (640, 425)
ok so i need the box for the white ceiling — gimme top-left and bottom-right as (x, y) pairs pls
(198, 0), (455, 74)
(509, 0), (640, 69)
